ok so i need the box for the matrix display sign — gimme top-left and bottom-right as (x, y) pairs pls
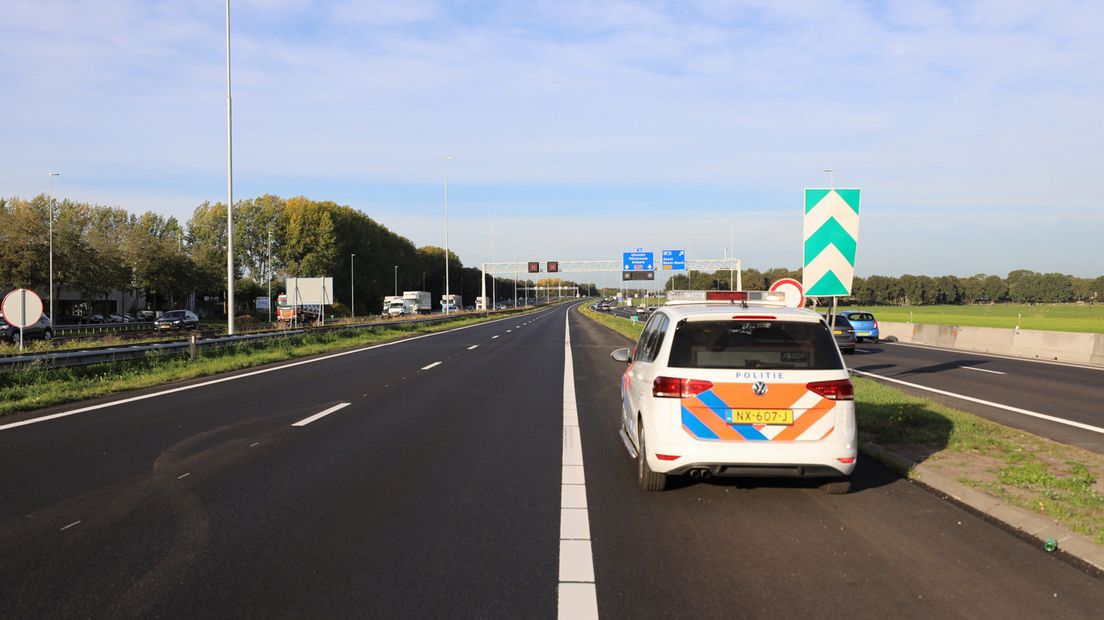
(527, 262), (540, 273)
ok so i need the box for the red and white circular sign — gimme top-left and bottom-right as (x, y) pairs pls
(769, 278), (804, 308)
(2, 288), (44, 328)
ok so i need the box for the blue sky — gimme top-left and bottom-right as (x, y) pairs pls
(3, 0), (1102, 286)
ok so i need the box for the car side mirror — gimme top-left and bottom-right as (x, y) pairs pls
(610, 347), (632, 363)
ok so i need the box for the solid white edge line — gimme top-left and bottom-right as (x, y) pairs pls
(851, 369), (1104, 435)
(960, 365), (1006, 375)
(559, 306), (598, 620)
(292, 402), (351, 427)
(0, 307), (557, 432)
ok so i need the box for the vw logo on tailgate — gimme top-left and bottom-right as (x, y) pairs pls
(752, 381), (768, 396)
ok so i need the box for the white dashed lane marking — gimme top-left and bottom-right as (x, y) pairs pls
(420, 362), (443, 371)
(467, 345), (479, 350)
(960, 365), (1006, 375)
(292, 402), (351, 427)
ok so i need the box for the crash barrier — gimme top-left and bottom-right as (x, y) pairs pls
(878, 321), (1104, 366)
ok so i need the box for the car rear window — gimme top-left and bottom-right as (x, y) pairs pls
(667, 320), (844, 370)
(847, 313), (874, 322)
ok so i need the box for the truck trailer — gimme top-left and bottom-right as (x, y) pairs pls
(402, 291), (433, 315)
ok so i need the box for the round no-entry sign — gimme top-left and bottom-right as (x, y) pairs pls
(769, 278), (804, 308)
(2, 288), (44, 328)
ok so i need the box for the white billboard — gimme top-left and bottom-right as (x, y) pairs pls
(285, 277), (334, 305)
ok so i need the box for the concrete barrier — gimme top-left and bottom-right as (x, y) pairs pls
(912, 323), (958, 347)
(877, 321), (913, 343)
(1011, 329), (1098, 364)
(954, 326), (1015, 356)
(1091, 334), (1104, 366)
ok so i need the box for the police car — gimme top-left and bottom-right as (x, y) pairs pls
(610, 290), (857, 493)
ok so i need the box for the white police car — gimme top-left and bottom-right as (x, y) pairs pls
(611, 290), (857, 493)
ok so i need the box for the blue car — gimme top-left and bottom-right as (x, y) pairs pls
(839, 311), (879, 342)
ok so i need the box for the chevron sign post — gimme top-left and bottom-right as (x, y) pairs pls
(802, 188), (860, 297)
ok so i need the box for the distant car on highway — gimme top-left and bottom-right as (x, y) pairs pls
(0, 313), (54, 344)
(839, 311), (879, 342)
(611, 290), (856, 493)
(822, 314), (856, 354)
(154, 310), (199, 331)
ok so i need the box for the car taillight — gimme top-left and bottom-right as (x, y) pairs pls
(653, 377), (714, 398)
(873, 320), (879, 328)
(806, 378), (854, 400)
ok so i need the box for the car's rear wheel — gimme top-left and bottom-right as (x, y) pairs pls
(819, 477), (851, 494)
(637, 421), (668, 492)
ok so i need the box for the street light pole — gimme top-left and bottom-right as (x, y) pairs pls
(438, 156), (454, 314)
(267, 225), (272, 322)
(394, 265), (398, 296)
(225, 0), (236, 335)
(491, 212), (496, 310)
(729, 221), (735, 291)
(48, 172), (60, 322)
(351, 253), (356, 319)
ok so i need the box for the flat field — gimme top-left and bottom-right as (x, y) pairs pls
(854, 304), (1104, 334)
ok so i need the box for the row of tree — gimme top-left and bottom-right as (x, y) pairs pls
(0, 194), (597, 317)
(663, 268), (1104, 305)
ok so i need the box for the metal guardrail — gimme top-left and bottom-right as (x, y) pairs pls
(55, 321), (156, 335)
(0, 306), (549, 373)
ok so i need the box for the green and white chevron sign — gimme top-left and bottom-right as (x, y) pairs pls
(802, 188), (860, 297)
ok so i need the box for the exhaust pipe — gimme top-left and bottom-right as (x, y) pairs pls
(688, 468), (712, 480)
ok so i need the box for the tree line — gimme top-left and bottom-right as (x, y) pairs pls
(665, 267), (1104, 305)
(0, 194), (596, 317)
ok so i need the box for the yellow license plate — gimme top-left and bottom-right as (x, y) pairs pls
(833, 330), (843, 335)
(729, 409), (793, 425)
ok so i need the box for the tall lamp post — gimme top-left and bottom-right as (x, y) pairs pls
(490, 212), (496, 310)
(438, 156), (454, 313)
(225, 0), (236, 335)
(48, 171), (61, 322)
(267, 225), (273, 322)
(351, 253), (356, 319)
(393, 265), (398, 296)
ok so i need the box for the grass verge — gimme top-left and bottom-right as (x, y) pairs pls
(577, 302), (1104, 543)
(866, 303), (1104, 334)
(0, 310), (534, 417)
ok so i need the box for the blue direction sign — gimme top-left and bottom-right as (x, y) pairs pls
(622, 251), (654, 271)
(661, 249), (686, 270)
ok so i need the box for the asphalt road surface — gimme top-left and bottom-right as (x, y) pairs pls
(850, 341), (1104, 453)
(1, 303), (1101, 618)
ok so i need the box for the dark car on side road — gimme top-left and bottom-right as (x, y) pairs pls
(0, 313), (54, 344)
(153, 310), (200, 331)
